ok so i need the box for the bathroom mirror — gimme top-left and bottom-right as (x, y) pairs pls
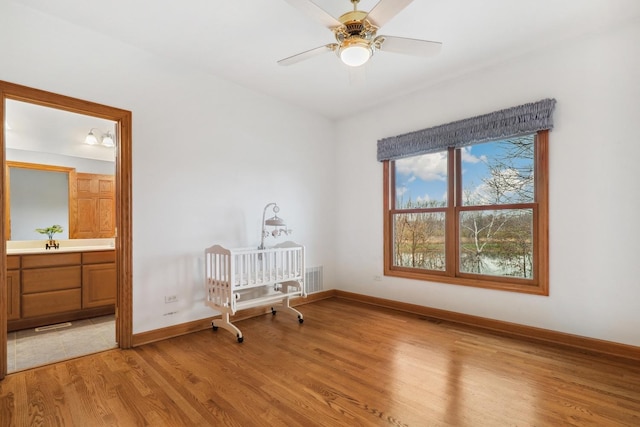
(4, 99), (116, 241)
(6, 162), (74, 240)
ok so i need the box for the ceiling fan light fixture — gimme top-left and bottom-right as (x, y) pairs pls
(339, 39), (372, 67)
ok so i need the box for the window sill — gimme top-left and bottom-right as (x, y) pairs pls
(384, 267), (548, 295)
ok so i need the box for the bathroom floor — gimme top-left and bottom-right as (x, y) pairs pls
(7, 315), (117, 373)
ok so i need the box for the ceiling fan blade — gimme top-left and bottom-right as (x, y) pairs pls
(278, 44), (337, 66)
(282, 0), (342, 29)
(366, 0), (414, 28)
(377, 36), (442, 57)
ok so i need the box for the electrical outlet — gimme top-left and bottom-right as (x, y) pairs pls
(373, 275), (382, 281)
(164, 295), (178, 303)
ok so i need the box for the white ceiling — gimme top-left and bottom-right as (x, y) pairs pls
(10, 0), (640, 123)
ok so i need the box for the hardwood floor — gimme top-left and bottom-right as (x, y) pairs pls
(1, 297), (639, 426)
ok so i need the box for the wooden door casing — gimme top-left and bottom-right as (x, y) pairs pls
(1, 79), (133, 379)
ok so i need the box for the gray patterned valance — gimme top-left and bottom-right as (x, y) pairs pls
(377, 98), (556, 161)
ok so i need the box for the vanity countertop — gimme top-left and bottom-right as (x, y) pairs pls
(7, 238), (115, 255)
(7, 245), (114, 255)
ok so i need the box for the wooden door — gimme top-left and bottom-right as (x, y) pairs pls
(71, 173), (115, 239)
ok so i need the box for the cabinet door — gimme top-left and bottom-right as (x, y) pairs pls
(71, 173), (115, 239)
(7, 270), (21, 320)
(82, 263), (116, 308)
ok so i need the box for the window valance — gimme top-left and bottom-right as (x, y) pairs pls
(377, 98), (556, 161)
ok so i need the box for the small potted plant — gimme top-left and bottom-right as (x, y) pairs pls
(35, 224), (64, 249)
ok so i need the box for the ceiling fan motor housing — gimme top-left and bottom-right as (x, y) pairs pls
(335, 10), (377, 46)
(336, 10), (376, 37)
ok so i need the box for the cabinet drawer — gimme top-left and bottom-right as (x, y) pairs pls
(22, 252), (81, 269)
(7, 255), (20, 270)
(22, 288), (81, 318)
(83, 250), (116, 264)
(22, 266), (82, 293)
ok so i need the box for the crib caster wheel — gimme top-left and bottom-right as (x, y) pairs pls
(271, 308), (277, 315)
(298, 316), (304, 324)
(212, 323), (218, 331)
(237, 336), (244, 343)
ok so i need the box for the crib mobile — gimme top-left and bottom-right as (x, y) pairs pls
(204, 203), (306, 342)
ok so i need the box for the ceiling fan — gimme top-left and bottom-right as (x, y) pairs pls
(278, 0), (442, 67)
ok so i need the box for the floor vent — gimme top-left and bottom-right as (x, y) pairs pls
(305, 266), (323, 293)
(35, 322), (72, 332)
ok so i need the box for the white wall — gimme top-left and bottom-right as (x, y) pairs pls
(1, 2), (338, 333)
(335, 22), (640, 347)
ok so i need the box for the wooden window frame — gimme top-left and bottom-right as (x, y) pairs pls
(383, 130), (549, 295)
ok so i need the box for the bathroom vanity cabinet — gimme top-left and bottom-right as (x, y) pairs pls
(6, 250), (115, 331)
(7, 255), (20, 321)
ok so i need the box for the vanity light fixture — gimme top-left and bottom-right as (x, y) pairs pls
(85, 128), (115, 147)
(102, 132), (115, 147)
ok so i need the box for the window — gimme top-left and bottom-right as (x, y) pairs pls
(383, 131), (548, 294)
(377, 99), (555, 295)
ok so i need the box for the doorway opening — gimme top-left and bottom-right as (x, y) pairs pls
(0, 80), (132, 379)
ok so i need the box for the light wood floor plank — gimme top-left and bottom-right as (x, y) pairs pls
(1, 298), (639, 426)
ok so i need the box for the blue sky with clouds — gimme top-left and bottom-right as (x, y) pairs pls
(395, 139), (533, 208)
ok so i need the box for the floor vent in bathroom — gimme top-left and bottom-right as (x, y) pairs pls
(305, 266), (323, 294)
(35, 322), (72, 332)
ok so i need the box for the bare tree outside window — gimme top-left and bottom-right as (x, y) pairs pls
(458, 136), (534, 278)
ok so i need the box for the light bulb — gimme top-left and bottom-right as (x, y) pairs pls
(102, 132), (115, 147)
(339, 41), (372, 67)
(85, 131), (98, 145)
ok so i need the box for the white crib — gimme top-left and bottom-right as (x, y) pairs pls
(204, 241), (306, 342)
